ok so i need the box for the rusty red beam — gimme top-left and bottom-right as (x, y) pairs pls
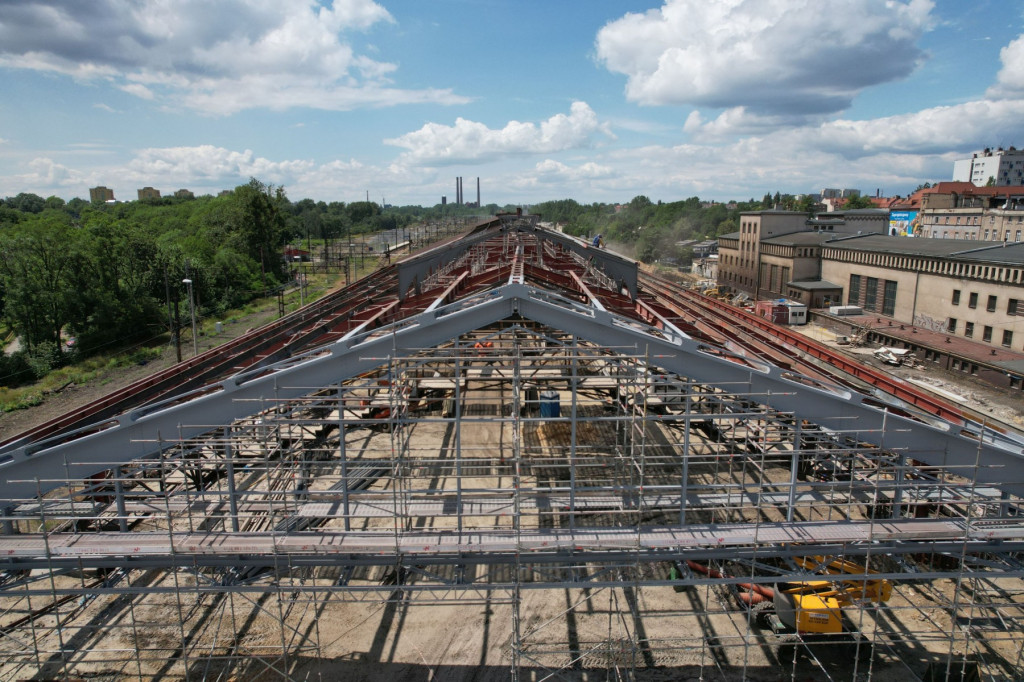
(659, 280), (968, 425)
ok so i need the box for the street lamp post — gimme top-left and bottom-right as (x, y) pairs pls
(182, 278), (199, 357)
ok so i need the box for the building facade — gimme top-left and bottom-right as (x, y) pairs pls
(89, 186), (114, 203)
(952, 147), (1024, 186)
(718, 209), (888, 298)
(717, 215), (1024, 352)
(821, 236), (1024, 352)
(915, 183), (1024, 241)
(719, 211), (813, 294)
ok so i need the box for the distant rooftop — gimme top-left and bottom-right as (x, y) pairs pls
(823, 234), (1019, 259)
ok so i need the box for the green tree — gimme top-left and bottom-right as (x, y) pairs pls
(797, 195), (817, 214)
(346, 201), (380, 227)
(844, 194), (875, 209)
(6, 192), (45, 214)
(69, 219), (162, 353)
(44, 196), (66, 211)
(0, 213), (83, 356)
(227, 178), (288, 281)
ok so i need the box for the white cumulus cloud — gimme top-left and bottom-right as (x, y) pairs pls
(385, 102), (613, 165)
(127, 145), (315, 185)
(596, 0), (933, 119)
(809, 99), (1024, 158)
(683, 108), (811, 139)
(0, 0), (467, 115)
(988, 34), (1024, 98)
(535, 159), (614, 180)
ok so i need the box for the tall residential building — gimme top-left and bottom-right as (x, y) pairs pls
(952, 146), (1024, 186)
(89, 186), (115, 203)
(138, 186), (161, 200)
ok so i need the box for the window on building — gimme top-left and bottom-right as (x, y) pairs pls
(864, 277), (878, 311)
(848, 274), (860, 306)
(968, 292), (978, 309)
(965, 322), (974, 338)
(1017, 229), (1022, 242)
(882, 280), (897, 316)
(984, 229), (990, 240)
(1003, 330), (1014, 348)
(948, 318), (957, 333)
(952, 289), (961, 305)
(987, 295), (998, 312)
(1010, 299), (1019, 315)
(983, 326), (993, 343)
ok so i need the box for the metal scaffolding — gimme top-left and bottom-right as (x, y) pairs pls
(1, 222), (1023, 680)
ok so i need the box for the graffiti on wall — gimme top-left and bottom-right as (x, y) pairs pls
(914, 313), (948, 333)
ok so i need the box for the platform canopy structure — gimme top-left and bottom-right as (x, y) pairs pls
(1, 216), (1023, 681)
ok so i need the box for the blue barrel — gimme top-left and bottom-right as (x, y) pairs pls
(539, 390), (560, 418)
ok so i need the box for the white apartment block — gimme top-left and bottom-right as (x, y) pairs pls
(953, 147), (1024, 186)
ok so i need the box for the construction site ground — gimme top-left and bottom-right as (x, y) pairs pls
(3, 254), (1024, 682)
(793, 322), (1024, 431)
(2, 351), (1021, 682)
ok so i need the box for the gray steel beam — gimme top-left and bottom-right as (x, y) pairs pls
(513, 285), (1024, 498)
(395, 222), (639, 300)
(1, 282), (1023, 505)
(524, 226), (638, 299)
(396, 220), (501, 299)
(1, 519), (1022, 574)
(0, 288), (515, 503)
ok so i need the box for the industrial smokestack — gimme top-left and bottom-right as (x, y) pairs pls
(477, 177), (480, 207)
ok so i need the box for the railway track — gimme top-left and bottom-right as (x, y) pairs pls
(637, 271), (1003, 433)
(5, 224), (1012, 456)
(0, 250), (404, 451)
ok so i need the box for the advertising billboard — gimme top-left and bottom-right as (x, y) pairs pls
(889, 210), (918, 236)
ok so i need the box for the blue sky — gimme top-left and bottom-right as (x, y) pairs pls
(1, 0), (1023, 206)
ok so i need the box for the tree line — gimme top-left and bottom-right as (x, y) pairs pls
(531, 195), (750, 264)
(0, 180), (463, 385)
(0, 183), (833, 385)
(531, 190), (882, 264)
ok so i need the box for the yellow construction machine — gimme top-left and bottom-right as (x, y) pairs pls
(680, 556), (891, 645)
(767, 556), (892, 636)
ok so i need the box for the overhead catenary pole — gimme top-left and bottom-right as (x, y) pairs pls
(164, 267), (181, 363)
(182, 276), (199, 357)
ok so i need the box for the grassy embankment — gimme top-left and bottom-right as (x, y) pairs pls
(0, 268), (347, 413)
